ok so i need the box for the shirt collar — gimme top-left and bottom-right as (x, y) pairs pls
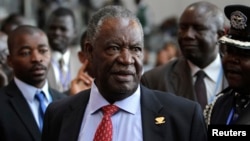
(188, 54), (222, 82)
(14, 77), (51, 102)
(89, 82), (141, 115)
(52, 50), (70, 65)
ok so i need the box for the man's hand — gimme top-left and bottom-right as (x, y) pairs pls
(69, 60), (93, 95)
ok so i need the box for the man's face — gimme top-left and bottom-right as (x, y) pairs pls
(221, 44), (250, 93)
(46, 15), (75, 53)
(178, 7), (219, 68)
(88, 17), (144, 101)
(8, 32), (51, 87)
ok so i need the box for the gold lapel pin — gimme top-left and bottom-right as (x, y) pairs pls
(155, 116), (166, 124)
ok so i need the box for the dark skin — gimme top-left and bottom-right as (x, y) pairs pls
(79, 31), (93, 77)
(69, 32), (94, 95)
(46, 15), (76, 54)
(7, 27), (51, 88)
(85, 17), (144, 103)
(221, 44), (250, 94)
(178, 3), (224, 68)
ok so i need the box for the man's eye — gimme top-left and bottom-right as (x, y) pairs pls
(110, 46), (119, 50)
(131, 47), (141, 52)
(19, 51), (30, 56)
(40, 49), (49, 54)
(106, 46), (120, 54)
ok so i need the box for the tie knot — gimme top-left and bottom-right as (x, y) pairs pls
(196, 70), (206, 79)
(59, 58), (64, 69)
(35, 91), (45, 102)
(102, 105), (119, 116)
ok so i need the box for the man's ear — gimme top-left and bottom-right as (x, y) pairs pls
(78, 51), (85, 63)
(217, 29), (226, 38)
(85, 41), (93, 61)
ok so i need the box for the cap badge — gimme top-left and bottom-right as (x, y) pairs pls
(230, 11), (247, 30)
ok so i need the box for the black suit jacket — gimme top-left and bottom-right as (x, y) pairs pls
(141, 57), (228, 102)
(0, 80), (67, 141)
(42, 85), (207, 141)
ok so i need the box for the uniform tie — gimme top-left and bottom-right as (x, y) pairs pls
(34, 91), (46, 131)
(195, 70), (207, 110)
(93, 105), (119, 141)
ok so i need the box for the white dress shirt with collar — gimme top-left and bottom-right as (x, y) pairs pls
(188, 54), (224, 104)
(77, 82), (143, 141)
(51, 50), (70, 89)
(14, 77), (52, 127)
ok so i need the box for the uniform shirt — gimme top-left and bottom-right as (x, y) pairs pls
(77, 82), (143, 141)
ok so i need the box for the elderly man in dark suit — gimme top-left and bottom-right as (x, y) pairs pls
(141, 1), (228, 110)
(0, 25), (66, 141)
(42, 5), (207, 141)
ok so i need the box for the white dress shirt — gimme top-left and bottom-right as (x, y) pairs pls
(14, 77), (52, 127)
(188, 54), (224, 104)
(77, 82), (143, 141)
(51, 50), (71, 91)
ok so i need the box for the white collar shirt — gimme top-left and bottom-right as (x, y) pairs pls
(188, 54), (224, 103)
(77, 82), (143, 141)
(14, 77), (52, 127)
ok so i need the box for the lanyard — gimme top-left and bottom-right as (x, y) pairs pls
(226, 108), (235, 125)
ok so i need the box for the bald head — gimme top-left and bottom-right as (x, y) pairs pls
(178, 1), (226, 68)
(184, 1), (225, 31)
(7, 25), (47, 54)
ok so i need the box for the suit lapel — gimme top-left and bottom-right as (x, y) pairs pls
(49, 88), (66, 100)
(140, 85), (167, 141)
(58, 91), (90, 141)
(170, 58), (195, 100)
(47, 64), (59, 90)
(7, 81), (41, 141)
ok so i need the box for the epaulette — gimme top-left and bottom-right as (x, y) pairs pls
(203, 93), (224, 127)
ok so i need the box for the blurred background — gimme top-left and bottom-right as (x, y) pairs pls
(0, 0), (249, 68)
(1, 0), (249, 27)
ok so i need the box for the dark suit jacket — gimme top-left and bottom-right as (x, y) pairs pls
(141, 57), (228, 102)
(0, 80), (67, 141)
(42, 85), (207, 141)
(208, 87), (250, 125)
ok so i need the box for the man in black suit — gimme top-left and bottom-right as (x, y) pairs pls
(42, 5), (207, 141)
(0, 25), (66, 141)
(141, 1), (228, 110)
(204, 5), (250, 125)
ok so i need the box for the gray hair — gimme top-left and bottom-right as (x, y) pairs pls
(86, 5), (144, 43)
